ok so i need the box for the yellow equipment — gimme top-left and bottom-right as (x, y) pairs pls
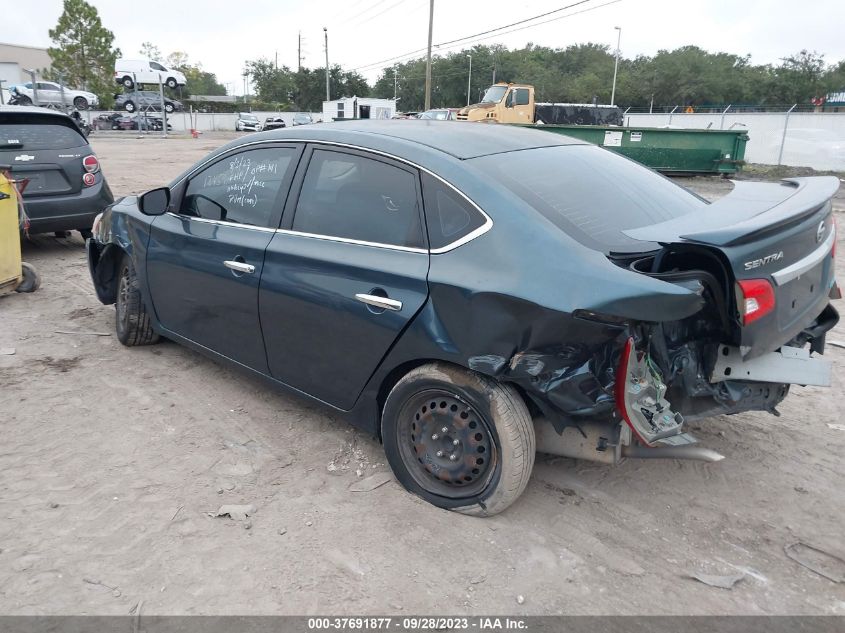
(0, 169), (39, 296)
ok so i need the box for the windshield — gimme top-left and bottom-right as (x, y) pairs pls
(471, 144), (707, 253)
(420, 110), (449, 120)
(481, 85), (507, 103)
(242, 114), (258, 121)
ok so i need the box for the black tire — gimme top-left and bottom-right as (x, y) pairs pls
(115, 254), (159, 346)
(166, 77), (178, 89)
(122, 76), (134, 89)
(124, 101), (135, 113)
(382, 362), (535, 516)
(164, 102), (174, 113)
(78, 228), (93, 241)
(15, 262), (40, 293)
(73, 96), (89, 110)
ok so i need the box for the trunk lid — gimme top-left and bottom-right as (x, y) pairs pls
(0, 110), (89, 197)
(624, 177), (839, 358)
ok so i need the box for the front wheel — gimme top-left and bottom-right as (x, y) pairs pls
(164, 102), (174, 113)
(382, 363), (535, 516)
(124, 101), (135, 113)
(115, 254), (159, 346)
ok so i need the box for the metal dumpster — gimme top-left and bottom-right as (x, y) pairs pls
(522, 125), (749, 175)
(0, 169), (39, 296)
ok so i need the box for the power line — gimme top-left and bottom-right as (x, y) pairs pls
(349, 0), (603, 72)
(351, 0), (418, 27)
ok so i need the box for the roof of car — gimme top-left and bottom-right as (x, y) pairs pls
(0, 105), (72, 119)
(258, 119), (586, 160)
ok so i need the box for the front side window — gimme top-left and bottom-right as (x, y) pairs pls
(514, 88), (530, 106)
(293, 149), (423, 248)
(150, 62), (166, 71)
(181, 147), (295, 227)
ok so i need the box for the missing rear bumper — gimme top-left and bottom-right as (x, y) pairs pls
(711, 344), (832, 387)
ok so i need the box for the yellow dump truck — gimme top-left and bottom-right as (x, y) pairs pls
(456, 83), (622, 126)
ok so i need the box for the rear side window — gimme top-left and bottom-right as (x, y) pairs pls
(181, 147), (295, 228)
(0, 116), (86, 150)
(293, 149), (423, 248)
(470, 144), (707, 253)
(421, 173), (487, 250)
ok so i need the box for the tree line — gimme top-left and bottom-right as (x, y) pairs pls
(43, 0), (845, 113)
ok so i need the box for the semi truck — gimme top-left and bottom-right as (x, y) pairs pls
(456, 83), (622, 126)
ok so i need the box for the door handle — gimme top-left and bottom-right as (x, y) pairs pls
(355, 293), (402, 312)
(223, 260), (255, 274)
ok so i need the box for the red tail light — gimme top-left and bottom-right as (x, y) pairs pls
(736, 279), (775, 325)
(82, 155), (99, 173)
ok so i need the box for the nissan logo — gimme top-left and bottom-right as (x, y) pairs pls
(817, 221), (827, 243)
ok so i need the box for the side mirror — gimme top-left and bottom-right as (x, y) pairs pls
(139, 187), (171, 216)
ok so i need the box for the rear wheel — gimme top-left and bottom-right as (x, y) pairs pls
(122, 76), (134, 89)
(73, 96), (89, 110)
(166, 77), (178, 89)
(382, 363), (535, 516)
(78, 228), (93, 241)
(115, 254), (159, 346)
(15, 262), (40, 293)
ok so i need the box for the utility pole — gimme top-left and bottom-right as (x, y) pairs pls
(298, 31), (302, 71)
(324, 27), (330, 102)
(275, 50), (278, 69)
(424, 0), (434, 111)
(393, 65), (398, 100)
(610, 26), (621, 106)
(466, 54), (472, 106)
(0, 79), (5, 105)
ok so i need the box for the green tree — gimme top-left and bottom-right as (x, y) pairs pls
(139, 41), (162, 60)
(47, 0), (121, 107)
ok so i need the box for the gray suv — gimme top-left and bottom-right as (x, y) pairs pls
(114, 91), (182, 113)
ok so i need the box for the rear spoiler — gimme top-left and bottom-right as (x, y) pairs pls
(624, 177), (840, 247)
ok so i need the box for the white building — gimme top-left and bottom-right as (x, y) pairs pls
(322, 96), (396, 122)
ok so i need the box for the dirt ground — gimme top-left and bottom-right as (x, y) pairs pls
(1, 133), (844, 615)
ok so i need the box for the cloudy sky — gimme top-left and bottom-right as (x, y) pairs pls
(8, 0), (845, 94)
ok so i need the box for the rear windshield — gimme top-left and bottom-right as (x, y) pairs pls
(0, 115), (86, 151)
(470, 144), (707, 253)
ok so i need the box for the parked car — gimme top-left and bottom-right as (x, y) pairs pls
(1, 105), (113, 238)
(418, 108), (459, 121)
(292, 113), (313, 126)
(114, 91), (182, 114)
(114, 59), (187, 90)
(263, 117), (286, 130)
(236, 112), (261, 132)
(391, 111), (420, 119)
(86, 121), (839, 516)
(9, 82), (99, 110)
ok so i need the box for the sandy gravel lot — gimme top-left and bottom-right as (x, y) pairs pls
(1, 133), (844, 615)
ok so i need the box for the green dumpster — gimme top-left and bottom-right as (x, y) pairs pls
(520, 125), (749, 175)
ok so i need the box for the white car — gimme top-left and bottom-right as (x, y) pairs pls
(10, 81), (99, 110)
(235, 112), (261, 131)
(114, 59), (187, 90)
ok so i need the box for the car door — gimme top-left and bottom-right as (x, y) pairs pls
(259, 145), (430, 409)
(146, 143), (303, 372)
(37, 82), (62, 106)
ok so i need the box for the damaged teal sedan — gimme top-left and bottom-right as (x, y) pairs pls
(87, 121), (839, 515)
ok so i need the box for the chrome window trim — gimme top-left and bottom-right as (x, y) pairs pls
(171, 138), (493, 254)
(165, 212), (278, 233)
(771, 225), (835, 286)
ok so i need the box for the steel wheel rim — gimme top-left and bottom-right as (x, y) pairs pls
(397, 389), (497, 498)
(117, 266), (130, 329)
